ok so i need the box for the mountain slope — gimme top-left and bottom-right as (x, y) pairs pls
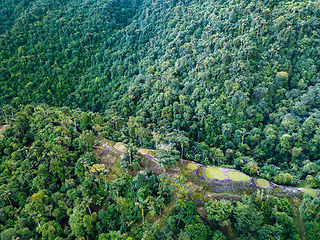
(1, 0), (320, 177)
(0, 0), (142, 107)
(0, 107), (317, 240)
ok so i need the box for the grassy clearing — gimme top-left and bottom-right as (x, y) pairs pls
(191, 192), (204, 201)
(205, 167), (227, 180)
(302, 188), (317, 197)
(227, 171), (250, 182)
(113, 142), (127, 152)
(195, 192), (203, 199)
(255, 179), (270, 188)
(187, 162), (198, 171)
(138, 148), (150, 155)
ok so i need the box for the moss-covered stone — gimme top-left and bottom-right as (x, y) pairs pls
(199, 166), (204, 176)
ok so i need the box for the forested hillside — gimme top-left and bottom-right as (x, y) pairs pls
(1, 0), (320, 183)
(0, 105), (172, 239)
(1, 0), (320, 239)
(1, 106), (319, 240)
(0, 0), (142, 106)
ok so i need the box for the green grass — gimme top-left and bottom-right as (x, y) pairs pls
(255, 178), (270, 188)
(205, 167), (227, 180)
(195, 192), (203, 199)
(302, 188), (317, 197)
(227, 171), (250, 182)
(191, 192), (204, 200)
(187, 162), (198, 171)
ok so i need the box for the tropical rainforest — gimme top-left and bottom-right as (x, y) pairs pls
(1, 0), (320, 239)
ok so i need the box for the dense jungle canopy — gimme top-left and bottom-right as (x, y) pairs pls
(1, 0), (320, 239)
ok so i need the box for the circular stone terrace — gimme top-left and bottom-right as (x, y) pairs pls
(187, 161), (252, 183)
(184, 160), (319, 199)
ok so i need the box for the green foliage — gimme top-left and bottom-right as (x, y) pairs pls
(233, 201), (264, 236)
(274, 172), (294, 186)
(0, 106), (175, 239)
(205, 199), (233, 227)
(205, 192), (301, 240)
(300, 195), (320, 239)
(1, 0), (320, 238)
(185, 222), (211, 240)
(162, 199), (213, 239)
(156, 144), (180, 170)
(0, 228), (16, 240)
(1, 0), (320, 183)
(212, 230), (226, 240)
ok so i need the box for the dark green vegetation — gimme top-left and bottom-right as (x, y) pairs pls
(1, 0), (320, 187)
(2, 0), (320, 239)
(0, 106), (175, 239)
(0, 106), (320, 239)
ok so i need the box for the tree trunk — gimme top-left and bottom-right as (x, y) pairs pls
(88, 206), (93, 219)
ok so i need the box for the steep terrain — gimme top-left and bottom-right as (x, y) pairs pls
(1, 0), (320, 239)
(94, 137), (319, 200)
(1, 106), (320, 239)
(1, 0), (320, 181)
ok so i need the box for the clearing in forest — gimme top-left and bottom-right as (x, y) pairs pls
(227, 171), (250, 182)
(205, 167), (227, 180)
(255, 179), (271, 188)
(187, 162), (198, 171)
